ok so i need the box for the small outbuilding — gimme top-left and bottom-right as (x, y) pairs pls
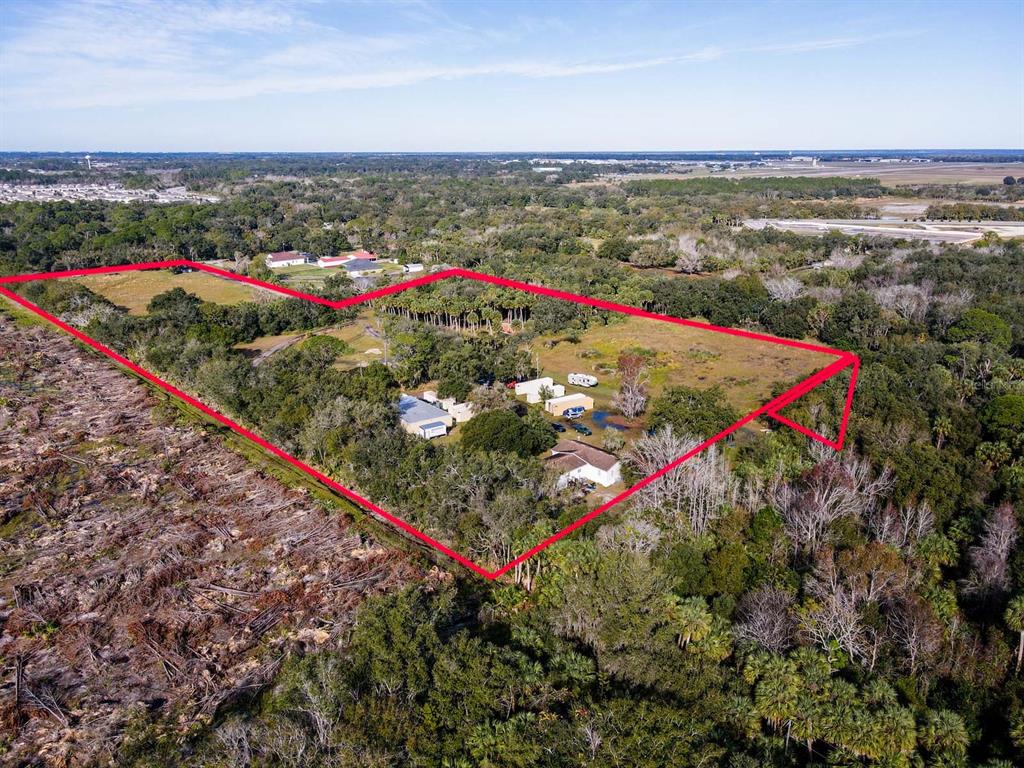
(544, 392), (594, 417)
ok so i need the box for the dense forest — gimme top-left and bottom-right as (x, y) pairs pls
(1, 159), (1023, 766)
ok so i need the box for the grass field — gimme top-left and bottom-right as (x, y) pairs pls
(532, 314), (832, 415)
(77, 270), (268, 314)
(275, 262), (405, 289)
(275, 263), (332, 288)
(233, 310), (388, 368)
(320, 313), (389, 368)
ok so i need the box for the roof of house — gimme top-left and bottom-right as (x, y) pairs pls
(550, 439), (619, 472)
(398, 394), (450, 424)
(545, 452), (588, 474)
(351, 249), (376, 260)
(319, 255), (352, 264)
(344, 258), (383, 272)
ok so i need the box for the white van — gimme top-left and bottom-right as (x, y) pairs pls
(568, 372), (598, 387)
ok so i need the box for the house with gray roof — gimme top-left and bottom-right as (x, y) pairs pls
(398, 394), (454, 439)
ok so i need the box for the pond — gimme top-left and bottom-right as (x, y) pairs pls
(591, 410), (628, 431)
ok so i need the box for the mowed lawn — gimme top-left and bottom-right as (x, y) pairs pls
(533, 314), (834, 413)
(275, 262), (406, 289)
(77, 270), (269, 314)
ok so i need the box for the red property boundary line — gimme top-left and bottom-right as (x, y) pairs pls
(0, 260), (859, 579)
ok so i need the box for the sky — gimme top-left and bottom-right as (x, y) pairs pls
(0, 0), (1021, 152)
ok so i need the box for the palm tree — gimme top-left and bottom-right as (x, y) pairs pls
(1005, 595), (1024, 672)
(932, 415), (953, 450)
(668, 595), (712, 648)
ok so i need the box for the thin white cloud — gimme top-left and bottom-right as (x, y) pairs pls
(0, 0), (904, 111)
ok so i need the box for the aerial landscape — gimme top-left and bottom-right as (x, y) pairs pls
(1, 1), (1023, 766)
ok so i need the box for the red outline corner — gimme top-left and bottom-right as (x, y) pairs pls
(0, 261), (859, 579)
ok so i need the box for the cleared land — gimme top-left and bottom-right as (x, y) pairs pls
(743, 217), (1024, 243)
(851, 196), (1024, 218)
(0, 311), (421, 765)
(76, 270), (268, 314)
(619, 161), (1024, 186)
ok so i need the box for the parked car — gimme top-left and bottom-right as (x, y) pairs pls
(571, 422), (592, 436)
(568, 372), (598, 387)
(562, 405), (586, 419)
(551, 422), (567, 433)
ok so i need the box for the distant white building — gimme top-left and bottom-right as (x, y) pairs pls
(514, 377), (565, 404)
(403, 263), (425, 273)
(266, 250), (312, 268)
(546, 439), (622, 488)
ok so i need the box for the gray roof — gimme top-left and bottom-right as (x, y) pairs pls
(344, 258), (383, 272)
(418, 421), (448, 431)
(398, 394), (449, 424)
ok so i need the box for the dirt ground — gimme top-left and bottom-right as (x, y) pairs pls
(0, 311), (425, 766)
(743, 217), (1024, 243)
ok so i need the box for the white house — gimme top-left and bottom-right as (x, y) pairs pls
(403, 263), (425, 274)
(514, 376), (565, 404)
(265, 250), (312, 268)
(546, 440), (622, 489)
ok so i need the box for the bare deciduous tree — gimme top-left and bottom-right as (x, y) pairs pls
(611, 352), (648, 419)
(802, 548), (875, 665)
(962, 503), (1019, 598)
(763, 276), (805, 302)
(774, 454), (893, 552)
(596, 517), (663, 556)
(871, 283), (933, 324)
(626, 426), (735, 536)
(675, 234), (704, 273)
(887, 595), (943, 675)
(868, 502), (935, 551)
(931, 289), (974, 334)
(734, 586), (797, 654)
